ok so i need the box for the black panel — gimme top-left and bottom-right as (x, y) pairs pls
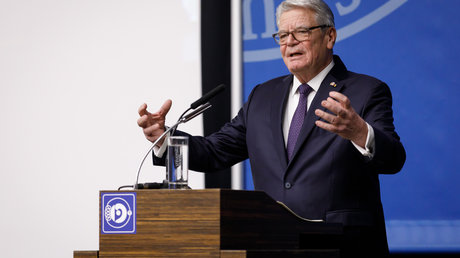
(201, 0), (232, 188)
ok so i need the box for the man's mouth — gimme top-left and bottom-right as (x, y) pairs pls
(289, 52), (303, 57)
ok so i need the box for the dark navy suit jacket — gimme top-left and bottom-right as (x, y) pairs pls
(155, 55), (405, 252)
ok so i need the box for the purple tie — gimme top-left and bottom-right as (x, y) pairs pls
(287, 84), (312, 160)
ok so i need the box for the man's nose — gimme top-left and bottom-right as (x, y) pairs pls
(286, 33), (299, 46)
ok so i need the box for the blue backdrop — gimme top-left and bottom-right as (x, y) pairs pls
(242, 0), (460, 252)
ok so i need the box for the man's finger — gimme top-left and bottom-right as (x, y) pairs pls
(315, 120), (337, 133)
(138, 103), (149, 116)
(329, 91), (351, 109)
(143, 124), (160, 137)
(315, 109), (339, 125)
(321, 98), (342, 116)
(137, 115), (149, 127)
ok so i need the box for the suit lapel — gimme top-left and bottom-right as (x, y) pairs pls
(270, 75), (293, 169)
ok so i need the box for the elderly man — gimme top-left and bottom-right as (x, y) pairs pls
(138, 0), (405, 256)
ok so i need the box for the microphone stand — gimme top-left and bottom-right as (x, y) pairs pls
(132, 103), (212, 190)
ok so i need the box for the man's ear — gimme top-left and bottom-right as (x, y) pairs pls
(326, 27), (337, 49)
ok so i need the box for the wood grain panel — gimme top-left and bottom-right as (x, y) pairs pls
(100, 190), (221, 257)
(220, 250), (247, 258)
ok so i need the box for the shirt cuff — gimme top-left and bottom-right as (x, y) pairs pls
(153, 131), (170, 158)
(351, 123), (375, 159)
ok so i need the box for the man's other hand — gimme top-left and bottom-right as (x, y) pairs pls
(137, 100), (172, 145)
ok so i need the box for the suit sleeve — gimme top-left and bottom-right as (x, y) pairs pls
(362, 82), (406, 174)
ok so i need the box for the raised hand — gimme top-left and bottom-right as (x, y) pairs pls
(137, 100), (172, 146)
(314, 91), (368, 148)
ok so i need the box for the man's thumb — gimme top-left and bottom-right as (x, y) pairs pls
(159, 99), (172, 117)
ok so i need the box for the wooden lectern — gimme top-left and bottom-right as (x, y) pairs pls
(74, 189), (342, 257)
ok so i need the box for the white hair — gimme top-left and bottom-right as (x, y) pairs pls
(276, 0), (335, 28)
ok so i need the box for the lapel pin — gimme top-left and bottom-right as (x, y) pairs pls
(330, 82), (337, 87)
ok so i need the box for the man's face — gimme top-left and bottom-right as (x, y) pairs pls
(279, 8), (335, 80)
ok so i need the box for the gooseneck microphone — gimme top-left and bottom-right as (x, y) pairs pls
(171, 84), (226, 137)
(190, 84), (226, 109)
(130, 84), (226, 190)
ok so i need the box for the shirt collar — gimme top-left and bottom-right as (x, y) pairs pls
(291, 59), (335, 95)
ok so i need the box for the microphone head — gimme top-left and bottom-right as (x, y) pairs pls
(190, 84), (226, 109)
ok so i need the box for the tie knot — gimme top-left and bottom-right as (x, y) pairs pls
(298, 84), (311, 95)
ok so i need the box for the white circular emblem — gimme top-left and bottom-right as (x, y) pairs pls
(104, 197), (133, 229)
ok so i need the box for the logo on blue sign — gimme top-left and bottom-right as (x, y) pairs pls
(101, 193), (136, 234)
(243, 0), (408, 62)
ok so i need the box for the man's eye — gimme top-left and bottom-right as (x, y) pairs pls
(297, 30), (309, 35)
(279, 33), (288, 39)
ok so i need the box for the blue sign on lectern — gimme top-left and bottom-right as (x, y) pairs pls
(101, 192), (136, 234)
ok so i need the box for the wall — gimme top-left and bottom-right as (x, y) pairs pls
(0, 0), (202, 257)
